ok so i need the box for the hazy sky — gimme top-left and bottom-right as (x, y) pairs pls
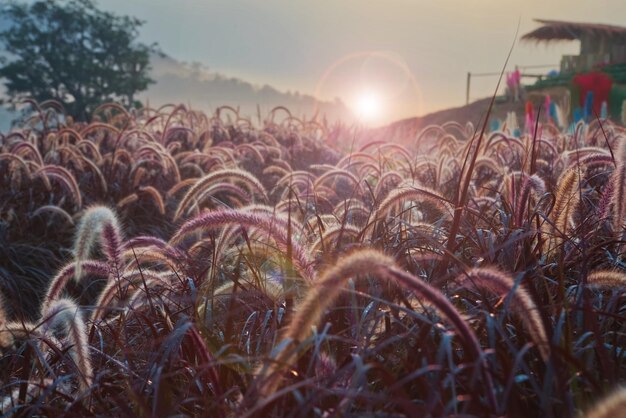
(100, 0), (626, 124)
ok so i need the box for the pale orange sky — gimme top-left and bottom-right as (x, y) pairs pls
(101, 0), (626, 125)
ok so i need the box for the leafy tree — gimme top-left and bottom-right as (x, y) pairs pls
(0, 0), (158, 120)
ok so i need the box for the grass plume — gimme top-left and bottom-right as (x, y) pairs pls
(455, 266), (550, 361)
(72, 205), (123, 281)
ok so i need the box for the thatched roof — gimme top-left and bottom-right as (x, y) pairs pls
(521, 19), (626, 42)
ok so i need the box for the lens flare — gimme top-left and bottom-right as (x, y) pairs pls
(354, 91), (381, 121)
(313, 50), (423, 125)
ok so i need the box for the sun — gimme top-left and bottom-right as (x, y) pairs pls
(354, 91), (382, 122)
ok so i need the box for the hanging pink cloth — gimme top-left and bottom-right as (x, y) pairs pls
(573, 72), (613, 115)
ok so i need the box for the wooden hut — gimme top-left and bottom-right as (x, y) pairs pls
(522, 19), (626, 120)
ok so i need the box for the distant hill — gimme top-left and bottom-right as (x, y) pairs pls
(139, 54), (354, 123)
(0, 53), (355, 130)
(0, 106), (15, 131)
(372, 97), (527, 144)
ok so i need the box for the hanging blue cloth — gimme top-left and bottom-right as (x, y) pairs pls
(583, 91), (594, 121)
(600, 101), (608, 119)
(573, 107), (583, 124)
(549, 102), (558, 126)
(489, 118), (500, 133)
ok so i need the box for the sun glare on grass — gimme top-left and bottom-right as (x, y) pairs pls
(354, 91), (382, 122)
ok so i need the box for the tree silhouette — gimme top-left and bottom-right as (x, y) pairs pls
(0, 0), (158, 120)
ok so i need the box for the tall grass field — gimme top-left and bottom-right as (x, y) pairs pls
(0, 101), (625, 417)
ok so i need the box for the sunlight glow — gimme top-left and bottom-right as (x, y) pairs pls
(354, 91), (382, 121)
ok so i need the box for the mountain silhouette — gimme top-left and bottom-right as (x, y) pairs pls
(0, 53), (354, 130)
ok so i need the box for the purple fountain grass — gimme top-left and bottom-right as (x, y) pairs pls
(378, 142), (414, 164)
(236, 143), (266, 164)
(573, 153), (614, 171)
(56, 145), (87, 168)
(0, 378), (70, 415)
(333, 199), (371, 226)
(306, 213), (340, 233)
(262, 164), (290, 178)
(11, 141), (45, 166)
(5, 99), (626, 415)
(0, 295), (10, 348)
(586, 270), (626, 288)
(73, 205), (124, 281)
(202, 205), (304, 280)
(257, 249), (495, 405)
(564, 146), (611, 162)
(117, 193), (139, 209)
(268, 157), (291, 172)
(337, 151), (379, 169)
(584, 386), (626, 418)
(172, 207), (315, 281)
(91, 269), (173, 322)
(79, 121), (121, 137)
(474, 156), (504, 177)
(102, 222), (124, 275)
(309, 223), (361, 256)
(193, 182), (253, 210)
(308, 163), (336, 173)
(167, 178), (198, 198)
(135, 142), (167, 163)
(314, 169), (364, 196)
(40, 298), (93, 393)
(123, 235), (186, 260)
(108, 148), (132, 169)
(174, 168), (268, 221)
(355, 161), (382, 179)
(272, 170), (315, 194)
(34, 165), (82, 208)
(124, 276), (173, 313)
(610, 137), (626, 235)
(342, 159), (382, 175)
(76, 139), (103, 163)
(371, 182), (453, 224)
(597, 180), (615, 225)
(0, 153), (32, 179)
(179, 162), (205, 177)
(122, 248), (184, 273)
(373, 170), (404, 201)
(79, 156), (108, 193)
(42, 260), (110, 314)
(545, 168), (581, 257)
(243, 204), (301, 229)
(208, 277), (285, 307)
(31, 204), (75, 225)
(514, 174), (546, 227)
(138, 186), (166, 215)
(455, 266), (550, 361)
(255, 249), (496, 411)
(0, 320), (38, 352)
(161, 151), (181, 184)
(130, 159), (166, 188)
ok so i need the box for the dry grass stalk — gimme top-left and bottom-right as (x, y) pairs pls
(545, 168), (581, 257)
